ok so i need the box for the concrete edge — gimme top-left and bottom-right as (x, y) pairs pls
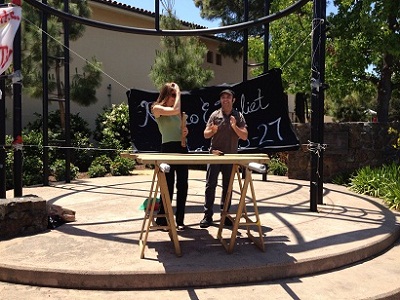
(0, 228), (399, 290)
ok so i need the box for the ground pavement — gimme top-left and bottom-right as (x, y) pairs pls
(1, 170), (399, 299)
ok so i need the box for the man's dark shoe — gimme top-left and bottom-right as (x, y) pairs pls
(200, 217), (213, 228)
(224, 217), (233, 227)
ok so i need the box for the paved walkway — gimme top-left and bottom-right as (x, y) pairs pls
(1, 170), (399, 299)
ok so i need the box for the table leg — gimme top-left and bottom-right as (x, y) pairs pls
(157, 169), (182, 257)
(139, 168), (160, 258)
(138, 165), (182, 258)
(217, 165), (265, 253)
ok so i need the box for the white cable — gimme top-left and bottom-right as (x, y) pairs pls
(23, 17), (130, 91)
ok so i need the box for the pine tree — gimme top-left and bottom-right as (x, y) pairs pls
(22, 0), (102, 130)
(149, 1), (213, 90)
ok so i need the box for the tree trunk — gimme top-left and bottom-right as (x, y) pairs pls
(376, 52), (393, 123)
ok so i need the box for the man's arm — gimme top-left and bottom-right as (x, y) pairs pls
(230, 115), (248, 140)
(204, 124), (218, 139)
(232, 124), (248, 141)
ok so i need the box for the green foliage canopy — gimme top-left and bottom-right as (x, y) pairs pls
(150, 3), (213, 90)
(195, 0), (400, 122)
(22, 0), (102, 108)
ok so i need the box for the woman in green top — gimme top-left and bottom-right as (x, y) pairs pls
(151, 82), (188, 230)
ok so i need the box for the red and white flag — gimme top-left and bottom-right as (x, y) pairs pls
(0, 6), (22, 75)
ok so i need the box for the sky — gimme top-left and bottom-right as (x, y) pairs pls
(124, 1), (336, 28)
(125, 1), (220, 28)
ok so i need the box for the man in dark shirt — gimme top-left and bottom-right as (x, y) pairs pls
(200, 89), (248, 228)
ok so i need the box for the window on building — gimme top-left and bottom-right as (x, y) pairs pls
(216, 53), (222, 66)
(207, 51), (214, 63)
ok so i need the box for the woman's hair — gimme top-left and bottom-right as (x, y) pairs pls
(151, 82), (176, 109)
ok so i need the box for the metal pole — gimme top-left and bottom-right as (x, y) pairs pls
(42, 0), (49, 186)
(317, 0), (326, 204)
(155, 0), (159, 31)
(263, 0), (271, 73)
(13, 11), (23, 197)
(0, 0), (6, 198)
(261, 0), (271, 182)
(243, 0), (249, 82)
(0, 75), (5, 198)
(64, 0), (71, 182)
(310, 0), (326, 211)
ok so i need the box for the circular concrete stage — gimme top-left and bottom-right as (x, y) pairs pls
(1, 171), (399, 290)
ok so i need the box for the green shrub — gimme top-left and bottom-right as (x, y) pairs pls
(51, 159), (79, 181)
(88, 164), (108, 178)
(331, 171), (354, 186)
(349, 166), (382, 197)
(5, 131), (44, 188)
(94, 103), (132, 160)
(5, 137), (14, 190)
(25, 111), (94, 171)
(88, 155), (113, 177)
(268, 157), (288, 176)
(71, 131), (95, 172)
(349, 162), (400, 210)
(23, 156), (44, 187)
(110, 156), (135, 176)
(91, 155), (113, 172)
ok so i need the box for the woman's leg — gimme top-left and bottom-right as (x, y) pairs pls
(175, 164), (188, 226)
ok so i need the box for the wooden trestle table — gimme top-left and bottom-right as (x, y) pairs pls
(121, 152), (270, 258)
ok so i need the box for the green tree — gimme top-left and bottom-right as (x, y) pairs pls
(195, 0), (400, 122)
(195, 0), (314, 93)
(325, 91), (375, 122)
(194, 0), (265, 60)
(328, 0), (400, 122)
(150, 0), (213, 90)
(22, 0), (102, 130)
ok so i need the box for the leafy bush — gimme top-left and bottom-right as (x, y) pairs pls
(5, 131), (44, 188)
(25, 110), (94, 171)
(94, 103), (132, 160)
(91, 155), (113, 172)
(110, 156), (135, 176)
(23, 155), (44, 187)
(268, 157), (288, 176)
(349, 162), (400, 210)
(88, 164), (108, 178)
(50, 159), (79, 181)
(88, 155), (113, 178)
(331, 171), (354, 186)
(5, 136), (14, 190)
(71, 131), (95, 172)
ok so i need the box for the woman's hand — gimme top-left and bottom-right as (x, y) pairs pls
(172, 82), (180, 91)
(183, 126), (189, 137)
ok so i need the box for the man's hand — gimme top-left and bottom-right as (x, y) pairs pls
(230, 116), (237, 128)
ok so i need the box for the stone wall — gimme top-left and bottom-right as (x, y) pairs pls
(287, 122), (400, 182)
(0, 197), (48, 240)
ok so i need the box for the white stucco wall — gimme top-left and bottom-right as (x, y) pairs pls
(4, 1), (246, 135)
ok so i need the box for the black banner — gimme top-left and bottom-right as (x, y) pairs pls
(127, 68), (299, 153)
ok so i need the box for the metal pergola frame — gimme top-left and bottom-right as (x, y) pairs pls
(1, 0), (326, 212)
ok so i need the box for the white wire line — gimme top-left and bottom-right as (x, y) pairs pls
(310, 34), (322, 75)
(1, 142), (135, 153)
(23, 17), (131, 91)
(281, 30), (312, 69)
(310, 18), (325, 75)
(306, 140), (327, 156)
(306, 140), (327, 180)
(281, 18), (324, 70)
